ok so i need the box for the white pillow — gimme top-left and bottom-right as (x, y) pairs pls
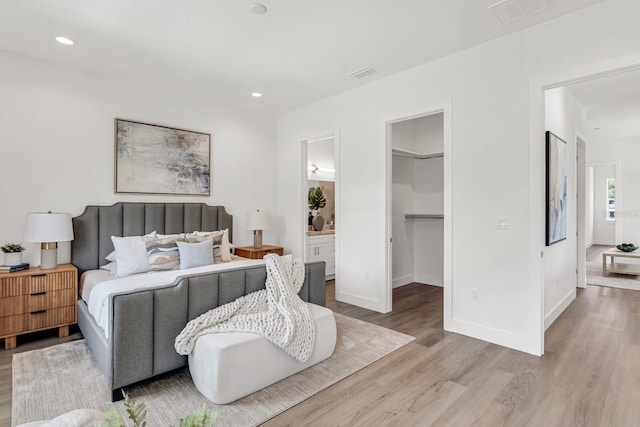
(220, 229), (232, 262)
(105, 231), (157, 262)
(111, 236), (149, 276)
(100, 262), (117, 275)
(177, 240), (214, 269)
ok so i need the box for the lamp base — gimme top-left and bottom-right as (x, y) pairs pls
(253, 230), (263, 248)
(40, 242), (58, 270)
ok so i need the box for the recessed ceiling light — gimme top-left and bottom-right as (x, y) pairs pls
(251, 3), (268, 14)
(55, 36), (74, 45)
(251, 92), (263, 98)
(594, 127), (601, 130)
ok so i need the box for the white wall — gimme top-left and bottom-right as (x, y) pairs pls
(0, 50), (277, 266)
(589, 139), (640, 245)
(392, 114), (444, 155)
(591, 164), (616, 244)
(391, 156), (445, 288)
(391, 155), (415, 287)
(586, 166), (595, 246)
(543, 87), (587, 330)
(276, 0), (640, 355)
(412, 157), (444, 286)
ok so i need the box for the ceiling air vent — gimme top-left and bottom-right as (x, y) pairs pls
(489, 0), (551, 26)
(348, 66), (376, 79)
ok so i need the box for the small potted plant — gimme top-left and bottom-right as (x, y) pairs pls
(2, 242), (25, 266)
(308, 187), (327, 231)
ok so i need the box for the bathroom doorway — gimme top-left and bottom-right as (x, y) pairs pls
(303, 136), (337, 282)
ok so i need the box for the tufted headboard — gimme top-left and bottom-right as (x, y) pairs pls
(71, 203), (232, 276)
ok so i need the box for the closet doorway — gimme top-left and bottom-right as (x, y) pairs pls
(388, 112), (445, 309)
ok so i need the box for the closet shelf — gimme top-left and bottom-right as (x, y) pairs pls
(404, 213), (444, 220)
(392, 148), (444, 160)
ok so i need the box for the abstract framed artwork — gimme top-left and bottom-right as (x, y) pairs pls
(545, 131), (567, 246)
(115, 118), (210, 195)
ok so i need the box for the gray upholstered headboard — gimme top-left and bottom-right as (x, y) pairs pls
(71, 203), (232, 276)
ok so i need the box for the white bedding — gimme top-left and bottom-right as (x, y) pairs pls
(81, 258), (265, 338)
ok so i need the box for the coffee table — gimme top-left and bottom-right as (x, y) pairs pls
(602, 248), (640, 276)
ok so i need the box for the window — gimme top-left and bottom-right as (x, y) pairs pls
(606, 178), (615, 221)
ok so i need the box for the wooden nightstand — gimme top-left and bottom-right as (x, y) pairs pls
(0, 264), (78, 350)
(235, 245), (284, 259)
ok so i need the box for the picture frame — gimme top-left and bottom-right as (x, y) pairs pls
(545, 131), (568, 246)
(114, 118), (211, 195)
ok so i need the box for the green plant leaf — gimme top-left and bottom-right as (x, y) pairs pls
(1, 242), (25, 253)
(123, 392), (147, 427)
(104, 405), (125, 427)
(174, 404), (219, 427)
(308, 187), (326, 211)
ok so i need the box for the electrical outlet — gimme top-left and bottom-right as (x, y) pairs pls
(471, 288), (479, 301)
(364, 270), (369, 280)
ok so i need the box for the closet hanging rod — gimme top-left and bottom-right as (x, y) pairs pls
(404, 213), (444, 220)
(392, 148), (444, 159)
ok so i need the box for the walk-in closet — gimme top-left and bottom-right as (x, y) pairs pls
(391, 113), (444, 288)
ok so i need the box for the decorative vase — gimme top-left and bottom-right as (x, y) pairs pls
(4, 252), (22, 266)
(312, 215), (324, 232)
(308, 213), (313, 226)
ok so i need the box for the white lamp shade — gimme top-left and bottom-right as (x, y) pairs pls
(246, 210), (271, 231)
(23, 212), (74, 243)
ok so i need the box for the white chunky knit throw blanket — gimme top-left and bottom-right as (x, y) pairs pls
(174, 254), (316, 362)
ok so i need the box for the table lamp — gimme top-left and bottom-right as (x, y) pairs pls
(246, 210), (270, 248)
(23, 212), (74, 270)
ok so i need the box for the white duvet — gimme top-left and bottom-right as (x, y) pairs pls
(84, 259), (265, 338)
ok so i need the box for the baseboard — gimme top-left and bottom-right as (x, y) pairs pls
(446, 317), (541, 356)
(592, 240), (615, 246)
(392, 274), (413, 288)
(336, 291), (386, 313)
(413, 273), (443, 287)
(544, 288), (576, 330)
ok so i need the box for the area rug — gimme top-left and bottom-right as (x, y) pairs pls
(586, 261), (640, 291)
(12, 313), (414, 426)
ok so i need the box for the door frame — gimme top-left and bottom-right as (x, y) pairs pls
(586, 160), (621, 246)
(384, 100), (452, 327)
(300, 132), (340, 284)
(576, 134), (586, 289)
(529, 54), (640, 355)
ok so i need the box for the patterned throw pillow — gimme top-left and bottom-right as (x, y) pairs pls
(146, 233), (185, 271)
(185, 230), (227, 263)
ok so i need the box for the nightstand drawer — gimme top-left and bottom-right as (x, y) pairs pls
(1, 264), (78, 349)
(26, 306), (75, 331)
(0, 276), (28, 297)
(26, 288), (76, 312)
(0, 314), (25, 336)
(0, 295), (24, 317)
(27, 270), (76, 294)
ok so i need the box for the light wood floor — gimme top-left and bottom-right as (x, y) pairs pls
(2, 280), (640, 426)
(265, 281), (640, 426)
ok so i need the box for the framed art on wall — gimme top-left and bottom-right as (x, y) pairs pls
(545, 131), (567, 246)
(115, 118), (211, 195)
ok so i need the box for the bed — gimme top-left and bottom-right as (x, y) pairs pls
(71, 202), (326, 400)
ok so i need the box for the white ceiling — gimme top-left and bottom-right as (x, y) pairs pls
(569, 68), (640, 141)
(0, 0), (606, 115)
